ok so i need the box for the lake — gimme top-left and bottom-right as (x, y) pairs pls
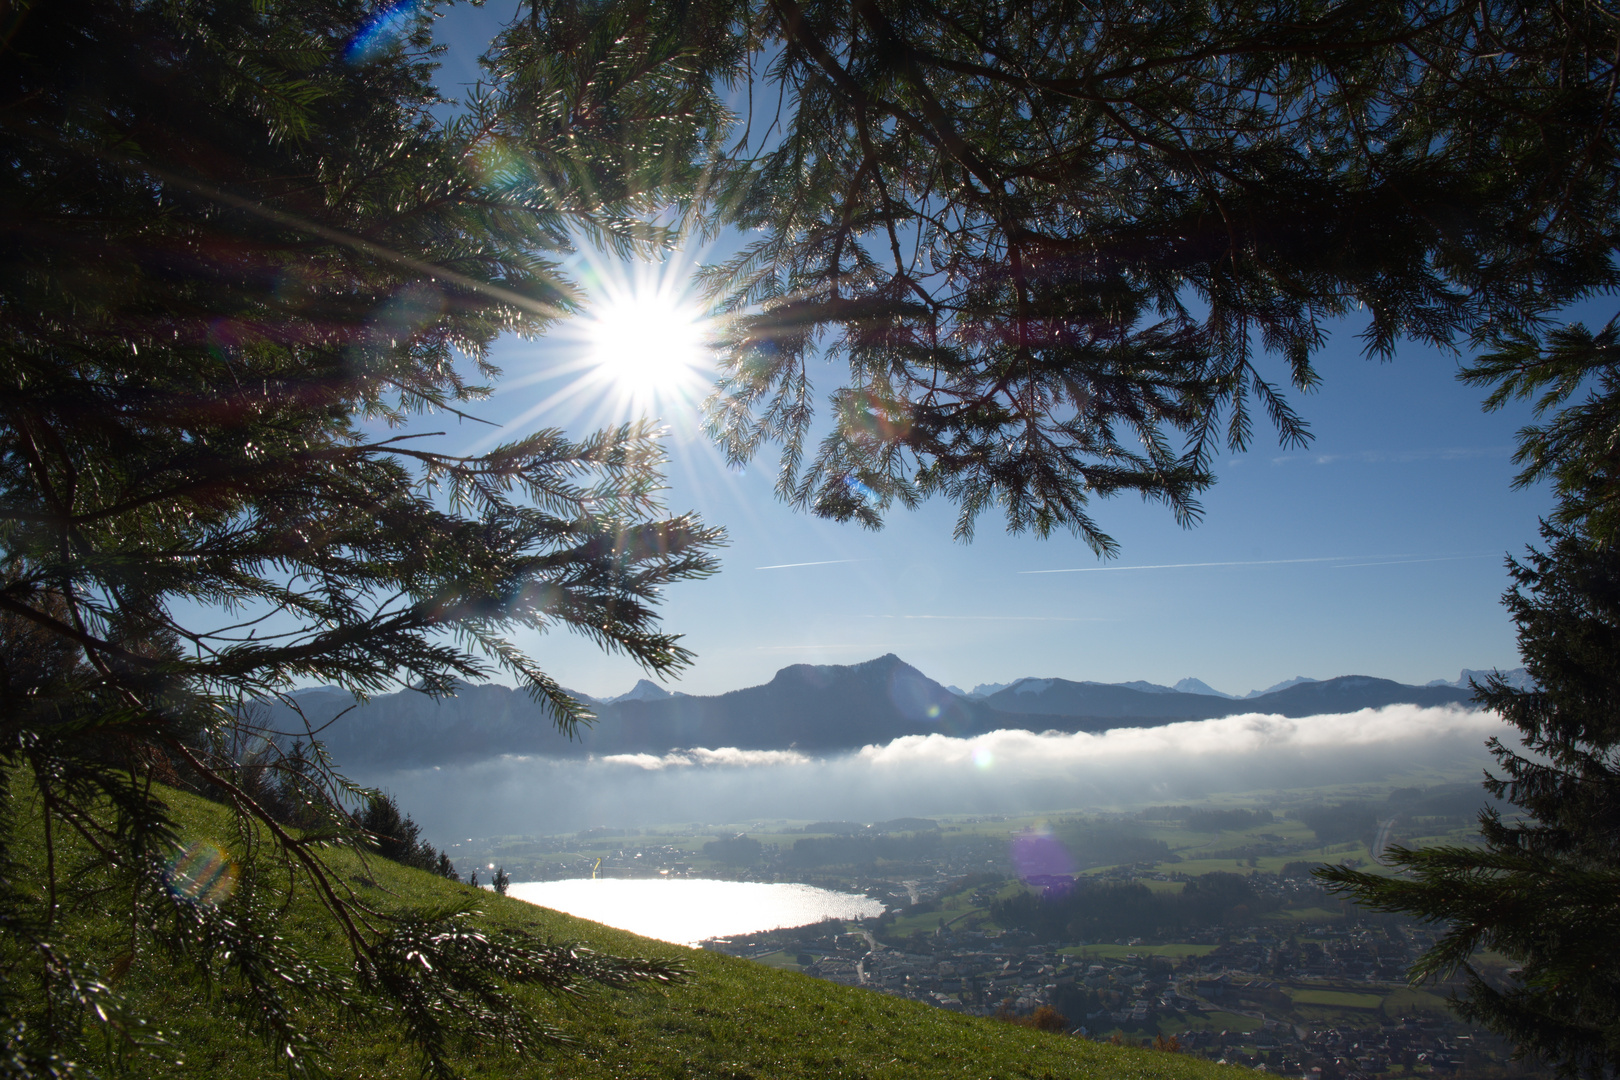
(505, 878), (885, 946)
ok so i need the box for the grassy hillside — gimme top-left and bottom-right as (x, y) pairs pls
(12, 786), (1241, 1079)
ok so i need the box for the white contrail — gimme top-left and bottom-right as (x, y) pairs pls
(755, 559), (862, 570)
(1332, 554), (1498, 569)
(860, 614), (1088, 622)
(1021, 555), (1361, 574)
(1019, 553), (1495, 574)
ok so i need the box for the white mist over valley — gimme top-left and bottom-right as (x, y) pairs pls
(359, 703), (1504, 838)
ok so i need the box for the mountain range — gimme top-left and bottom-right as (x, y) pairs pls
(262, 655), (1512, 771)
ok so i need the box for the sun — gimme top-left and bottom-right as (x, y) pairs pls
(456, 251), (719, 458)
(583, 289), (711, 402)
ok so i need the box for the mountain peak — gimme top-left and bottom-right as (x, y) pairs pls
(606, 679), (674, 704)
(856, 653), (910, 671)
(271, 653), (1485, 767)
(1174, 677), (1234, 698)
(778, 653), (921, 683)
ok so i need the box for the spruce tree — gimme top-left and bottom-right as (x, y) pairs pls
(357, 791), (442, 872)
(1321, 321), (1620, 1076)
(0, 0), (722, 1072)
(696, 0), (1619, 546)
(3, 0), (1617, 1073)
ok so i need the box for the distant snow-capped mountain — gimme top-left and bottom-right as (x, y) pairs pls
(961, 674), (1257, 700)
(951, 673), (1353, 702)
(1426, 667), (1533, 692)
(1173, 677), (1233, 698)
(264, 657), (1482, 770)
(1243, 676), (1317, 699)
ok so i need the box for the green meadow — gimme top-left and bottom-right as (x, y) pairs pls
(8, 785), (1243, 1080)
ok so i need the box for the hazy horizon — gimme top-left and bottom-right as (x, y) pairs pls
(357, 703), (1505, 841)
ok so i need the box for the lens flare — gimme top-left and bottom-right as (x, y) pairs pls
(345, 1), (417, 65)
(887, 667), (954, 725)
(972, 745), (994, 768)
(1010, 822), (1076, 884)
(468, 136), (531, 191)
(370, 283), (445, 345)
(842, 475), (877, 502)
(165, 841), (238, 907)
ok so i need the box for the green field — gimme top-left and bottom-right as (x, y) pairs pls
(1381, 986), (1457, 1016)
(749, 949), (812, 970)
(1271, 906), (1349, 922)
(1288, 988), (1386, 1009)
(1061, 944), (1221, 961)
(1177, 1011), (1262, 1034)
(7, 785), (1244, 1080)
(881, 877), (1024, 938)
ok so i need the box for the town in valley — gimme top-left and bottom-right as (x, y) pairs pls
(453, 778), (1537, 1078)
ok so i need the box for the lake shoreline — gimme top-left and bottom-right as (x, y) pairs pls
(505, 878), (885, 946)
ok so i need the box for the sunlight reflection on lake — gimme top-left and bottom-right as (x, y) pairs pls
(506, 879), (885, 946)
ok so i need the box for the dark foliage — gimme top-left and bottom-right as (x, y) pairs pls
(1294, 802), (1380, 848)
(1463, 319), (1620, 542)
(699, 0), (1620, 547)
(991, 871), (1279, 943)
(1325, 524), (1620, 1078)
(0, 0), (722, 1072)
(702, 834), (764, 865)
(356, 791), (445, 874)
(784, 830), (942, 868)
(3, 1), (1615, 1075)
(801, 821), (865, 835)
(1324, 319), (1620, 1076)
(1053, 824), (1174, 870)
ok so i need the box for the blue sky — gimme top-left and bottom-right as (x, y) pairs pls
(416, 3), (1559, 700)
(452, 288), (1553, 700)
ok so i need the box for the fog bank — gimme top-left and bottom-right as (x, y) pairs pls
(357, 704), (1506, 839)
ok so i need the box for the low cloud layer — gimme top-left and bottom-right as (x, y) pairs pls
(359, 705), (1508, 840)
(601, 747), (813, 770)
(859, 705), (1496, 767)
